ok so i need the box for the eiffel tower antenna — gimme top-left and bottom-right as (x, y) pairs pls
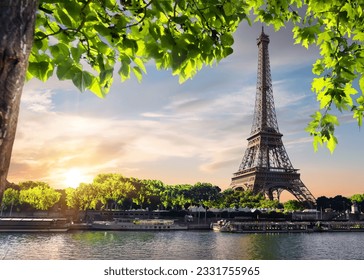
(231, 29), (316, 208)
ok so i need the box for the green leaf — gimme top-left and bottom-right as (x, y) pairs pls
(322, 114), (339, 126)
(132, 66), (143, 83)
(100, 69), (114, 85)
(220, 34), (234, 47)
(359, 75), (364, 93)
(28, 61), (54, 82)
(312, 60), (324, 75)
(317, 31), (331, 45)
(55, 9), (73, 27)
(223, 3), (234, 16)
(94, 24), (111, 37)
(311, 77), (326, 93)
(353, 32), (364, 41)
(327, 134), (338, 154)
(313, 135), (322, 152)
(63, 4), (81, 19)
(341, 3), (355, 20)
(72, 70), (93, 92)
(50, 43), (70, 62)
(343, 83), (357, 105)
(353, 109), (363, 127)
(134, 57), (147, 73)
(56, 61), (75, 80)
(119, 60), (131, 82)
(89, 78), (106, 98)
(71, 46), (84, 63)
(341, 67), (356, 80)
(223, 47), (234, 57)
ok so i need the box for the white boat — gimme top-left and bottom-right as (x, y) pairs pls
(0, 217), (70, 232)
(211, 220), (231, 232)
(92, 218), (188, 231)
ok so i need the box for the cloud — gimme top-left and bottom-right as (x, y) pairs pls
(15, 78), (309, 188)
(11, 78), (255, 188)
(21, 89), (54, 113)
(140, 112), (169, 118)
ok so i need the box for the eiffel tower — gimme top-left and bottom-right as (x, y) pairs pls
(231, 28), (316, 208)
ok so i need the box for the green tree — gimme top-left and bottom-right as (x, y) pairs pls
(72, 182), (102, 210)
(93, 173), (135, 209)
(350, 193), (364, 203)
(18, 181), (51, 190)
(317, 195), (352, 212)
(316, 196), (330, 210)
(259, 199), (280, 209)
(219, 188), (238, 209)
(218, 188), (262, 209)
(239, 190), (264, 208)
(350, 193), (364, 213)
(283, 200), (304, 212)
(19, 183), (61, 210)
(1, 188), (20, 212)
(189, 182), (221, 208)
(65, 187), (80, 209)
(127, 178), (164, 209)
(330, 195), (352, 212)
(160, 184), (194, 210)
(2, 1), (364, 194)
(141, 179), (165, 210)
(160, 185), (174, 210)
(174, 184), (194, 209)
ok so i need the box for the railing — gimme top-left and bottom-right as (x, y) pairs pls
(234, 167), (298, 176)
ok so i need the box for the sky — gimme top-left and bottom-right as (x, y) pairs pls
(7, 22), (364, 200)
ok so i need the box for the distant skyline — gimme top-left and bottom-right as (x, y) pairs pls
(8, 22), (364, 200)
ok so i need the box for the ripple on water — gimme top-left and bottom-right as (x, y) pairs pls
(1, 231), (363, 260)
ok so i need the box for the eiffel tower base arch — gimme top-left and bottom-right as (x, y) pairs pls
(231, 168), (316, 209)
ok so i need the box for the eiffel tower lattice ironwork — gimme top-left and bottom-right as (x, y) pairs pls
(231, 28), (316, 208)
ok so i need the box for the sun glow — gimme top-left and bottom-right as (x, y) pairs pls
(64, 168), (87, 188)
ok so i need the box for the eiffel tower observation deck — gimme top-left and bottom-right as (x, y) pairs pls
(231, 28), (316, 208)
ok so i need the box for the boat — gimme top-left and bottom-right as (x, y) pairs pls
(313, 221), (364, 232)
(0, 217), (70, 232)
(211, 220), (231, 232)
(92, 218), (188, 231)
(211, 220), (313, 233)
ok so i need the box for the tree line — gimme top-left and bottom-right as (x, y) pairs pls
(1, 173), (363, 214)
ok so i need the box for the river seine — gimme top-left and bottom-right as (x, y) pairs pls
(1, 231), (363, 260)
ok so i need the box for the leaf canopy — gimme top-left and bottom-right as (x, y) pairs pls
(32, 0), (249, 96)
(31, 0), (364, 151)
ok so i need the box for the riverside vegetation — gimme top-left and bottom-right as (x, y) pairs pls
(1, 173), (363, 214)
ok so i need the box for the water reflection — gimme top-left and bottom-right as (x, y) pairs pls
(1, 231), (363, 260)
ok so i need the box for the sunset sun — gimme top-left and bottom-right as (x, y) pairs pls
(64, 169), (86, 188)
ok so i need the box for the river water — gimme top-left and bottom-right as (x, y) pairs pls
(1, 231), (363, 260)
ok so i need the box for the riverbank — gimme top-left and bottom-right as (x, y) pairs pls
(1, 208), (364, 233)
(1, 218), (364, 233)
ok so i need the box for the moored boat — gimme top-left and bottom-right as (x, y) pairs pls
(211, 220), (231, 232)
(0, 217), (70, 232)
(92, 218), (188, 231)
(211, 220), (313, 233)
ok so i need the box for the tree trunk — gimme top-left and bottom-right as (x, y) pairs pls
(0, 0), (38, 193)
